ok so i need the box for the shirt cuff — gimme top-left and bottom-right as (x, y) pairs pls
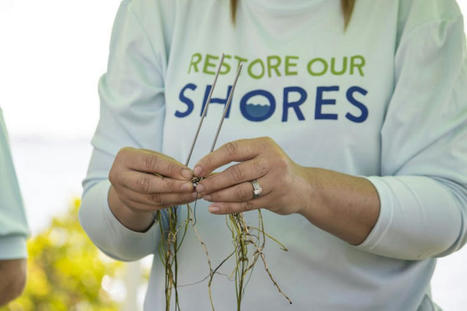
(355, 176), (461, 260)
(79, 180), (160, 261)
(355, 176), (394, 252)
(0, 235), (28, 259)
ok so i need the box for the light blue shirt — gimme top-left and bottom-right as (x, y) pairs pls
(80, 0), (467, 310)
(0, 108), (29, 259)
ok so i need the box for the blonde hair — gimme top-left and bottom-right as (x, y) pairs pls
(230, 0), (356, 29)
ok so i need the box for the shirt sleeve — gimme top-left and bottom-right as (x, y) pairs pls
(79, 0), (172, 261)
(0, 109), (29, 260)
(357, 14), (467, 260)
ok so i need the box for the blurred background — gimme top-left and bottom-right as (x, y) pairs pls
(0, 0), (466, 310)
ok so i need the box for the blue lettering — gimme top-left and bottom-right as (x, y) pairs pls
(177, 84), (369, 123)
(240, 90), (276, 122)
(282, 87), (306, 122)
(346, 86), (368, 123)
(175, 83), (197, 118)
(200, 85), (233, 118)
(315, 86), (339, 120)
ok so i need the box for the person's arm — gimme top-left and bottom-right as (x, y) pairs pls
(194, 14), (467, 260)
(351, 13), (467, 259)
(0, 259), (26, 306)
(193, 138), (380, 245)
(79, 0), (176, 261)
(297, 168), (380, 245)
(0, 97), (29, 306)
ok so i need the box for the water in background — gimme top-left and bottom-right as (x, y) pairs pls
(10, 136), (92, 235)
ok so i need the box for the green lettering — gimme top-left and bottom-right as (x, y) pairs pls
(285, 56), (299, 76)
(330, 57), (348, 75)
(234, 56), (248, 68)
(267, 55), (282, 78)
(203, 54), (219, 75)
(248, 58), (265, 79)
(188, 53), (202, 74)
(221, 54), (232, 75)
(307, 58), (328, 76)
(350, 55), (365, 77)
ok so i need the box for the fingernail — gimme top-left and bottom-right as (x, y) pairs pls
(181, 183), (192, 191)
(209, 205), (220, 213)
(203, 195), (212, 201)
(181, 169), (192, 179)
(194, 166), (202, 176)
(196, 184), (205, 192)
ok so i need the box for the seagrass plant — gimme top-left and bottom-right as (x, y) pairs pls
(156, 55), (291, 311)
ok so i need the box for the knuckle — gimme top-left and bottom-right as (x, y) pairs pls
(229, 165), (244, 182)
(110, 154), (130, 184)
(260, 136), (273, 146)
(207, 192), (218, 201)
(137, 175), (152, 193)
(255, 158), (270, 176)
(164, 178), (176, 191)
(235, 186), (250, 200)
(108, 169), (117, 184)
(144, 155), (159, 172)
(113, 189), (126, 201)
(245, 201), (255, 211)
(117, 147), (130, 158)
(165, 162), (177, 178)
(225, 205), (235, 214)
(116, 147), (133, 164)
(276, 156), (289, 170)
(224, 142), (238, 156)
(196, 180), (208, 193)
(283, 174), (294, 188)
(149, 193), (164, 206)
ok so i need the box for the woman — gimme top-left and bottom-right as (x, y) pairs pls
(80, 0), (467, 309)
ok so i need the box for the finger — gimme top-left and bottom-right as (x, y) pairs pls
(196, 157), (270, 195)
(202, 176), (271, 203)
(116, 184), (198, 207)
(207, 194), (271, 215)
(119, 170), (194, 194)
(194, 137), (273, 177)
(119, 147), (193, 180)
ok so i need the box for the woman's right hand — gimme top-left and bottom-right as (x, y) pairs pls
(107, 147), (196, 231)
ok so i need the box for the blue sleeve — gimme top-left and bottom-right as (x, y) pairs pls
(79, 0), (171, 261)
(357, 14), (467, 260)
(0, 109), (29, 260)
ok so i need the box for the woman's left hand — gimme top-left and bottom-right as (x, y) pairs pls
(193, 137), (312, 215)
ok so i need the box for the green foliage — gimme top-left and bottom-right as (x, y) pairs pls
(2, 199), (123, 311)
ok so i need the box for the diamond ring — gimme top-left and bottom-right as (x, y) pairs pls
(251, 179), (263, 199)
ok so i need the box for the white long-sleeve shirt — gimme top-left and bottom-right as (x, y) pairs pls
(80, 0), (467, 309)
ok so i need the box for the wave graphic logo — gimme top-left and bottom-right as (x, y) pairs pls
(244, 102), (272, 119)
(240, 90), (276, 122)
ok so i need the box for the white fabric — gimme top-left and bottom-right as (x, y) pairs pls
(80, 0), (467, 309)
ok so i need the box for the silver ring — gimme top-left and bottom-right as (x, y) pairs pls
(251, 179), (263, 199)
